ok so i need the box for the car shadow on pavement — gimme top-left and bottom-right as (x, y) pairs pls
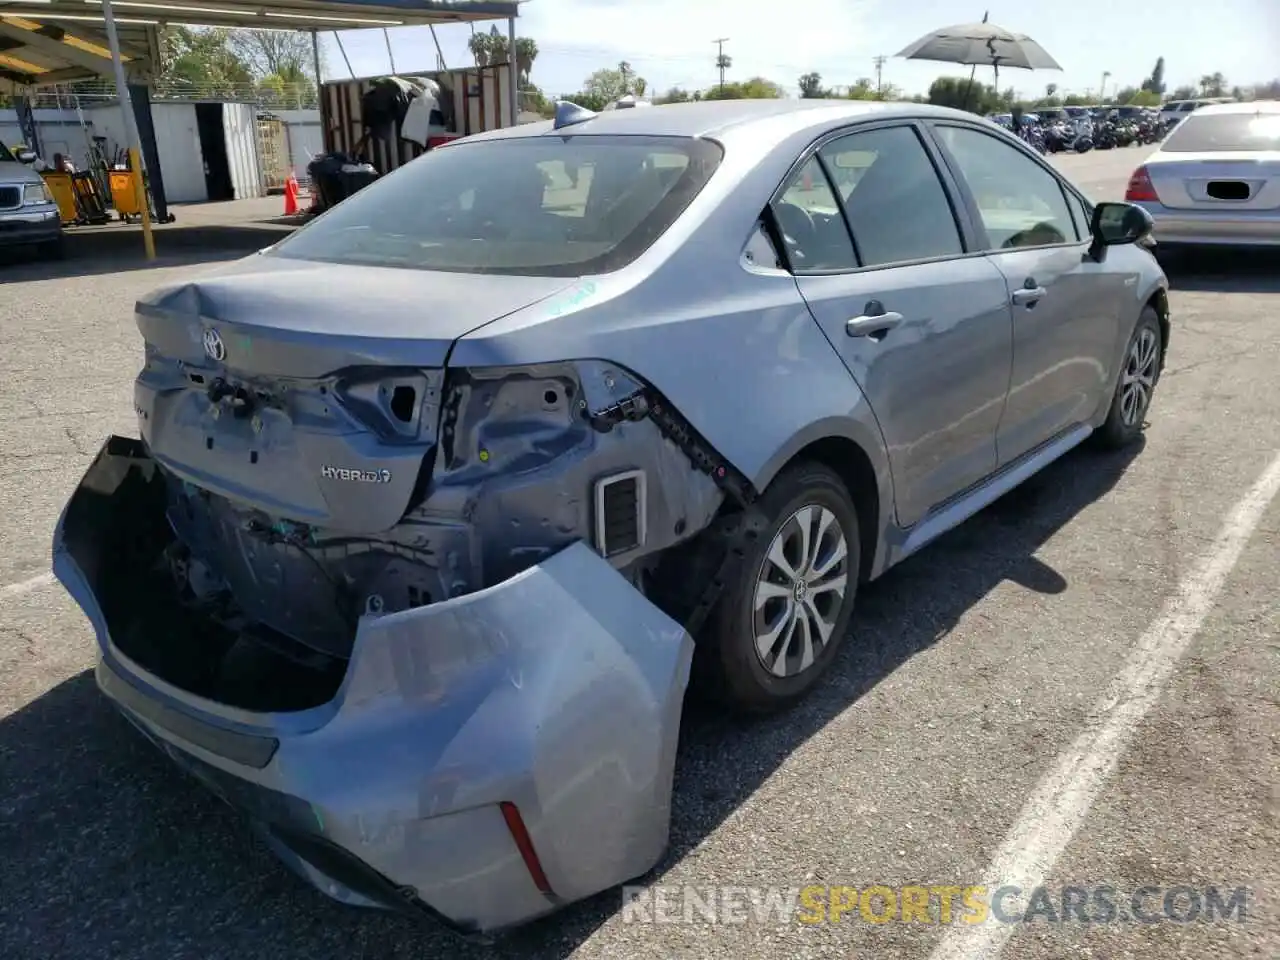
(1159, 248), (1280, 294)
(0, 225), (295, 281)
(0, 440), (1142, 960)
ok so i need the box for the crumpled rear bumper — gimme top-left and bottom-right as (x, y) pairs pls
(53, 435), (693, 934)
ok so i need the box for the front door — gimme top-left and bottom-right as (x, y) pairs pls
(777, 124), (1013, 528)
(929, 122), (1122, 465)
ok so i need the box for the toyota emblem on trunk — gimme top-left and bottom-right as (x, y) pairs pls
(202, 328), (226, 362)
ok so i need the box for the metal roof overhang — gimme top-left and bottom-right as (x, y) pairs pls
(0, 0), (519, 90)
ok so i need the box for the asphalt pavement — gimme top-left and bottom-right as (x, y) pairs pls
(0, 145), (1276, 960)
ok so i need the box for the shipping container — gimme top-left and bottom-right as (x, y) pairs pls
(319, 62), (516, 175)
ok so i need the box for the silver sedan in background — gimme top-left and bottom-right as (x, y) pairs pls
(1126, 99), (1280, 248)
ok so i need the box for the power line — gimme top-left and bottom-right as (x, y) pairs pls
(712, 37), (730, 92)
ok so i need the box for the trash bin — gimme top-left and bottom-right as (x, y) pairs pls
(307, 153), (379, 214)
(40, 171), (79, 224)
(109, 169), (143, 220)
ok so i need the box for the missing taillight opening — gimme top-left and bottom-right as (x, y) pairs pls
(390, 385), (417, 423)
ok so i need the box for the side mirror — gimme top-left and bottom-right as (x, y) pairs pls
(1090, 201), (1153, 247)
(15, 149), (37, 164)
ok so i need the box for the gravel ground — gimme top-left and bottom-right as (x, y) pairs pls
(0, 146), (1276, 960)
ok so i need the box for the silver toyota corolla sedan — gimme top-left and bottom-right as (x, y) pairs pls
(53, 98), (1169, 936)
(1127, 99), (1280, 247)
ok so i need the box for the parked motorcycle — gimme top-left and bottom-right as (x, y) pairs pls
(1018, 121), (1047, 154)
(1134, 116), (1160, 144)
(1094, 120), (1118, 149)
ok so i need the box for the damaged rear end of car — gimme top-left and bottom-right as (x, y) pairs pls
(53, 128), (741, 935)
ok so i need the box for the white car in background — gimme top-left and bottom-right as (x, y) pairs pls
(1127, 100), (1280, 248)
(1159, 97), (1231, 128)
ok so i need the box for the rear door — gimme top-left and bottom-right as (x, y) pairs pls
(777, 121), (1013, 528)
(928, 122), (1123, 465)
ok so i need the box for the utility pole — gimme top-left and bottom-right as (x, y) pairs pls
(713, 37), (730, 92)
(873, 55), (887, 96)
(1100, 70), (1111, 102)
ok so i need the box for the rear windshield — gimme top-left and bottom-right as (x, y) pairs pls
(269, 135), (723, 276)
(1162, 112), (1280, 152)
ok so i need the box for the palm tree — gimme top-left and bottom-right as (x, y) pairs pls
(515, 36), (538, 87)
(467, 31), (490, 67)
(1199, 72), (1226, 97)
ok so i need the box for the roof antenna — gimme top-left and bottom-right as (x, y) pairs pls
(553, 100), (597, 130)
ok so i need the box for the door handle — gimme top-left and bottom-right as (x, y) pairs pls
(846, 311), (903, 338)
(1011, 286), (1047, 306)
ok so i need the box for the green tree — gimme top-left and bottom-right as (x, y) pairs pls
(228, 29), (315, 81)
(704, 76), (785, 99)
(654, 86), (700, 103)
(468, 26), (539, 88)
(798, 72), (829, 98)
(1127, 89), (1161, 106)
(1113, 85), (1138, 105)
(160, 26), (254, 94)
(927, 76), (1005, 113)
(845, 77), (901, 100)
(578, 62), (647, 102)
(1170, 84), (1197, 100)
(1199, 72), (1227, 97)
(1141, 56), (1166, 95)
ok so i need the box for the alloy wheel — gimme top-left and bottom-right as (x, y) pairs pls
(1120, 327), (1159, 427)
(752, 504), (849, 678)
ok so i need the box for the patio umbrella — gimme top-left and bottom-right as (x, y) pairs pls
(896, 12), (1061, 109)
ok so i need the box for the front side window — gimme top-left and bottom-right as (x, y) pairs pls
(269, 135), (722, 276)
(0, 141), (15, 163)
(935, 125), (1078, 249)
(820, 125), (964, 267)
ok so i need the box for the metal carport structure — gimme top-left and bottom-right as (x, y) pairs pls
(0, 0), (521, 251)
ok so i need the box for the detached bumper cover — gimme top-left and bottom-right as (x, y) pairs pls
(53, 436), (694, 934)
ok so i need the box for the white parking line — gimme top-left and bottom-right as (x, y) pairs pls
(0, 571), (55, 599)
(929, 448), (1280, 960)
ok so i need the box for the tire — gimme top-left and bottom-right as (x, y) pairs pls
(698, 461), (861, 713)
(1095, 306), (1163, 449)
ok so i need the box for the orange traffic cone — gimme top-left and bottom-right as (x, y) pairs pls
(284, 171), (300, 216)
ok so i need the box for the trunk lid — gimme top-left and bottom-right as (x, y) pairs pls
(1146, 152), (1280, 212)
(136, 256), (578, 376)
(135, 256), (577, 533)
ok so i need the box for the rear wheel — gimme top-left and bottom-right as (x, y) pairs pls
(699, 462), (860, 713)
(1095, 306), (1163, 448)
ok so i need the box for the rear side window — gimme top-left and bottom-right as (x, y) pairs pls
(819, 125), (964, 267)
(1162, 112), (1280, 152)
(270, 135), (723, 276)
(773, 157), (858, 271)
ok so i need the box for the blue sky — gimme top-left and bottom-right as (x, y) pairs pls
(320, 0), (1278, 100)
